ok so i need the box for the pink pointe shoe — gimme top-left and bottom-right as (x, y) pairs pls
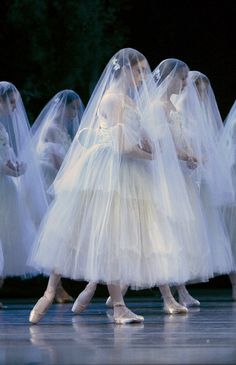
(29, 292), (54, 324)
(72, 282), (97, 314)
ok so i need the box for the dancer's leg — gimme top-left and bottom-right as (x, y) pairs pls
(106, 285), (129, 308)
(176, 284), (200, 307)
(55, 279), (74, 304)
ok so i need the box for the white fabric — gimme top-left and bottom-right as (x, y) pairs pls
(31, 90), (84, 201)
(221, 101), (236, 268)
(29, 48), (196, 289)
(0, 82), (48, 276)
(152, 59), (234, 280)
(180, 71), (234, 206)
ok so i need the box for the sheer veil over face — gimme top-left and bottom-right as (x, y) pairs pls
(31, 90), (84, 196)
(189, 71), (223, 138)
(153, 58), (189, 102)
(32, 89), (84, 144)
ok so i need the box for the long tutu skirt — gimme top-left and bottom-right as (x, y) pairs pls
(29, 145), (196, 289)
(0, 175), (36, 276)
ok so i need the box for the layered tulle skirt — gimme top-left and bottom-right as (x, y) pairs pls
(0, 174), (36, 276)
(175, 162), (234, 283)
(29, 144), (200, 289)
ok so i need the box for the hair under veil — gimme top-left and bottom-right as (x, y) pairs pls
(189, 71), (223, 138)
(29, 48), (196, 288)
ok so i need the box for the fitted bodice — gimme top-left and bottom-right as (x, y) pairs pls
(97, 100), (142, 151)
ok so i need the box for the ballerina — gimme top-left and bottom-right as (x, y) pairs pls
(160, 64), (234, 305)
(28, 48), (195, 324)
(0, 81), (48, 303)
(31, 89), (84, 303)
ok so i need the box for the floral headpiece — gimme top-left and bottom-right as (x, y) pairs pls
(112, 57), (121, 71)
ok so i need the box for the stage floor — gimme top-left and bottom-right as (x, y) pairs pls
(0, 288), (235, 365)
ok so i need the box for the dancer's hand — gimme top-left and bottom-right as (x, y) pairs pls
(186, 156), (198, 169)
(16, 161), (27, 175)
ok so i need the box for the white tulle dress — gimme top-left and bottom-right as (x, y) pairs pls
(29, 97), (195, 289)
(169, 110), (234, 279)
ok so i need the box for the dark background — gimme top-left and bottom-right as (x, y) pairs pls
(1, 0), (235, 120)
(0, 0), (235, 298)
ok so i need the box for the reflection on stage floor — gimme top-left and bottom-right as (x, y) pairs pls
(0, 288), (235, 365)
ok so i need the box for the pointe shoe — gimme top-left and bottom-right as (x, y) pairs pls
(163, 298), (188, 315)
(54, 286), (73, 304)
(29, 294), (54, 324)
(72, 283), (97, 314)
(113, 305), (144, 324)
(179, 293), (200, 308)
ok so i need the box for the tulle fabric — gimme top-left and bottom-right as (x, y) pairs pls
(0, 82), (47, 276)
(31, 89), (84, 201)
(187, 71), (235, 274)
(29, 48), (197, 289)
(221, 101), (236, 269)
(152, 59), (234, 280)
(180, 72), (234, 206)
(188, 71), (235, 274)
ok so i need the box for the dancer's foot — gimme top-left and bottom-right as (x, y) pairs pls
(113, 304), (144, 324)
(55, 285), (73, 304)
(179, 291), (200, 307)
(29, 291), (54, 324)
(72, 282), (97, 314)
(163, 296), (188, 314)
